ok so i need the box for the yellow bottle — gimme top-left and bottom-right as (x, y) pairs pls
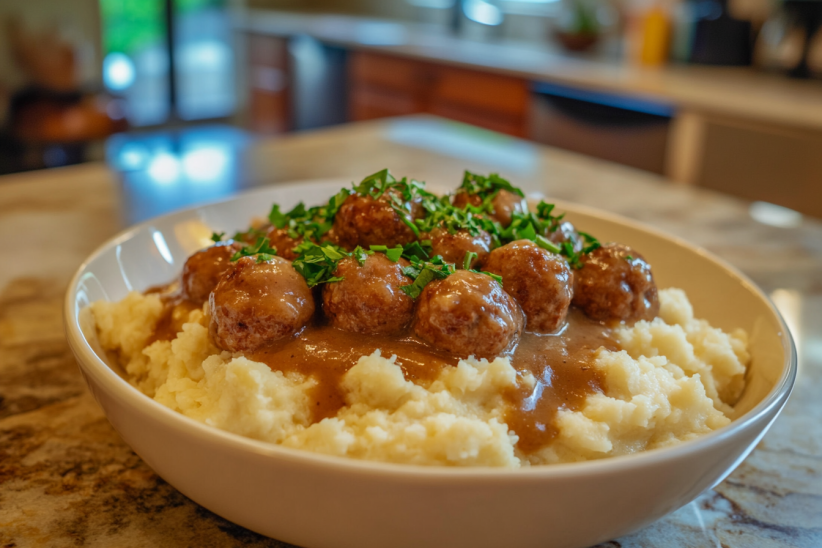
(639, 3), (672, 66)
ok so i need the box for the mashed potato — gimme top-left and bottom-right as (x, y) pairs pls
(89, 288), (748, 468)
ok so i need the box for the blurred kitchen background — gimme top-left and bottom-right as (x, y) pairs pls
(0, 0), (820, 221)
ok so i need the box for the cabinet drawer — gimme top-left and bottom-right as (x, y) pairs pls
(433, 68), (529, 117)
(349, 85), (422, 121)
(430, 101), (526, 137)
(350, 52), (426, 91)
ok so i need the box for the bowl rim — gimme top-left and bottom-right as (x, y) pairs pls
(64, 179), (798, 480)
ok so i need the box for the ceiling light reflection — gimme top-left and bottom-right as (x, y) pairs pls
(147, 153), (181, 184)
(749, 201), (803, 228)
(464, 0), (504, 25)
(182, 145), (230, 182)
(103, 52), (136, 91)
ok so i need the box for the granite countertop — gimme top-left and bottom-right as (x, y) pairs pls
(234, 9), (822, 132)
(1, 116), (821, 546)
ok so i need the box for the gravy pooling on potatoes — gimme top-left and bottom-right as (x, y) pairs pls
(146, 291), (614, 455)
(147, 169), (658, 456)
(244, 311), (612, 453)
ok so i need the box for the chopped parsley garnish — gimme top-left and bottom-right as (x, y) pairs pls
(473, 269), (502, 284)
(230, 236), (278, 264)
(402, 240), (432, 261)
(269, 202), (307, 229)
(219, 170), (603, 288)
(267, 201), (333, 242)
(349, 170), (438, 238)
(291, 242), (349, 287)
(352, 246), (370, 266)
(400, 255), (455, 299)
(291, 240), (419, 287)
(230, 226), (265, 243)
(460, 171), (525, 198)
(562, 232), (601, 269)
(625, 255), (634, 261)
(535, 235), (561, 254)
(415, 198), (501, 243)
(353, 169), (434, 203)
(325, 187), (350, 221)
(462, 251), (503, 284)
(369, 244), (403, 263)
(491, 199), (601, 269)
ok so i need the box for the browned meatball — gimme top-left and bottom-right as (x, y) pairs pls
(452, 188), (527, 227)
(414, 270), (523, 358)
(332, 191), (422, 250)
(209, 256), (315, 352)
(424, 227), (492, 269)
(547, 221), (583, 254)
(181, 242), (243, 305)
(322, 253), (415, 335)
(265, 226), (303, 261)
(483, 240), (573, 333)
(572, 243), (659, 322)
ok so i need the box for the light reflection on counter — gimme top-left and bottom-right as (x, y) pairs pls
(386, 118), (537, 173)
(106, 125), (253, 223)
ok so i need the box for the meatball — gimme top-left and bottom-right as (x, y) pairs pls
(181, 242), (243, 305)
(452, 188), (527, 227)
(332, 191), (422, 250)
(572, 243), (659, 322)
(414, 270), (523, 358)
(209, 256), (315, 352)
(483, 240), (573, 333)
(424, 227), (492, 269)
(322, 253), (415, 335)
(547, 221), (583, 254)
(265, 226), (303, 261)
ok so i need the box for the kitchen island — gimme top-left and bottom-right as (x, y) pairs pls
(1, 116), (820, 546)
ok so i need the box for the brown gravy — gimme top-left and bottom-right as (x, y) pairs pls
(248, 326), (460, 422)
(249, 309), (614, 454)
(147, 286), (615, 455)
(504, 309), (615, 453)
(148, 286), (201, 345)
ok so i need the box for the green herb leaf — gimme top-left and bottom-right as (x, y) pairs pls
(460, 171), (525, 198)
(352, 246), (372, 266)
(470, 269), (503, 284)
(230, 236), (278, 262)
(463, 251), (478, 270)
(291, 242), (353, 287)
(399, 255), (456, 298)
(325, 188), (351, 221)
(535, 235), (561, 254)
(210, 232), (225, 243)
(402, 240), (431, 261)
(370, 244), (403, 263)
(230, 227), (264, 243)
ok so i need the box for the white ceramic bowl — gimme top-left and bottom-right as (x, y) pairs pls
(65, 180), (796, 548)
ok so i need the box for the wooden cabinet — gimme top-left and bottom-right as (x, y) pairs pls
(349, 52), (530, 137)
(247, 34), (290, 134)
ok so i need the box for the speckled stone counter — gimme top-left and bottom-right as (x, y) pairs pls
(2, 117), (821, 547)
